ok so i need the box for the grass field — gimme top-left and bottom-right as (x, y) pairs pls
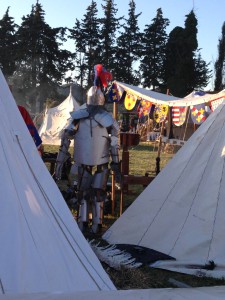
(43, 142), (225, 290)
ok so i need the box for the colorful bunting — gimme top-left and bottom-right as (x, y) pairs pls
(153, 104), (168, 123)
(191, 104), (207, 124)
(172, 106), (187, 126)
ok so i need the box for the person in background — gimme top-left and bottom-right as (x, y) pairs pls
(18, 105), (43, 156)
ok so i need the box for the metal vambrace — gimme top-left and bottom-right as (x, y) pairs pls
(110, 119), (120, 164)
(54, 128), (75, 180)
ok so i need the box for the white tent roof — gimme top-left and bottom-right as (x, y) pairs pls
(0, 69), (114, 294)
(103, 101), (225, 279)
(115, 81), (225, 107)
(1, 286), (225, 300)
(115, 81), (181, 104)
(38, 89), (80, 145)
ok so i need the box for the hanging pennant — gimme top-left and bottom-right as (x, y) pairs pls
(153, 104), (168, 123)
(210, 98), (225, 111)
(191, 104), (207, 124)
(140, 100), (152, 116)
(108, 83), (120, 102)
(124, 93), (137, 110)
(172, 106), (187, 126)
(137, 102), (144, 118)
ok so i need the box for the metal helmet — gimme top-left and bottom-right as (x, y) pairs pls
(87, 86), (105, 106)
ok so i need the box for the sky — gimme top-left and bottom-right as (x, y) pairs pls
(1, 0), (225, 90)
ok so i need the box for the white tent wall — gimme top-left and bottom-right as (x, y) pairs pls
(0, 70), (115, 294)
(103, 102), (225, 279)
(38, 90), (80, 145)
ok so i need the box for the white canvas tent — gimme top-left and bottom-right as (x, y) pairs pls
(1, 286), (225, 300)
(38, 89), (80, 145)
(103, 101), (225, 279)
(115, 81), (181, 103)
(0, 69), (115, 294)
(2, 71), (225, 299)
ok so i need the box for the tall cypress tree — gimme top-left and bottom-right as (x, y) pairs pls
(214, 22), (225, 91)
(70, 0), (100, 87)
(140, 8), (169, 89)
(0, 7), (18, 79)
(164, 10), (210, 97)
(15, 1), (74, 110)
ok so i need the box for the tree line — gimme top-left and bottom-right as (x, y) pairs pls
(0, 0), (224, 112)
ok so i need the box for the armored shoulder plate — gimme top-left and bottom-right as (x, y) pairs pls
(94, 111), (114, 128)
(70, 105), (89, 120)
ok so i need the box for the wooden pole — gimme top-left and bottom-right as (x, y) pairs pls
(111, 101), (118, 216)
(155, 89), (169, 175)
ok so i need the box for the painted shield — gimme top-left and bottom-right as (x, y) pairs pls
(124, 93), (137, 110)
(172, 106), (187, 126)
(191, 104), (207, 124)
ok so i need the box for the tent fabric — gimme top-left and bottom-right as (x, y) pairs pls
(38, 90), (80, 145)
(0, 69), (115, 294)
(103, 102), (225, 279)
(1, 286), (225, 300)
(115, 81), (181, 104)
(115, 81), (225, 107)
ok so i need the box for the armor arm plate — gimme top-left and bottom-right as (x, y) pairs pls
(54, 126), (77, 180)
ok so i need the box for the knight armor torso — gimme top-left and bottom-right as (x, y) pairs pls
(73, 108), (115, 166)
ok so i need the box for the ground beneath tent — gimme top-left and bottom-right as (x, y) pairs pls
(82, 232), (225, 290)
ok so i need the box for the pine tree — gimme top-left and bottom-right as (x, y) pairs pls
(0, 7), (18, 79)
(70, 0), (100, 87)
(14, 1), (74, 110)
(214, 22), (225, 91)
(99, 0), (122, 72)
(194, 51), (211, 89)
(69, 19), (86, 88)
(114, 0), (142, 84)
(140, 8), (169, 89)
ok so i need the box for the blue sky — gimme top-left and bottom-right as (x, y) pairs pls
(1, 0), (225, 90)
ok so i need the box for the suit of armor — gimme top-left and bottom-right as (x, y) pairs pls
(55, 80), (120, 233)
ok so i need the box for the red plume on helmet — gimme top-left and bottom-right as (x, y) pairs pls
(94, 64), (112, 90)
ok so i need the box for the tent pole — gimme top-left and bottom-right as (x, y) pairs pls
(183, 106), (190, 141)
